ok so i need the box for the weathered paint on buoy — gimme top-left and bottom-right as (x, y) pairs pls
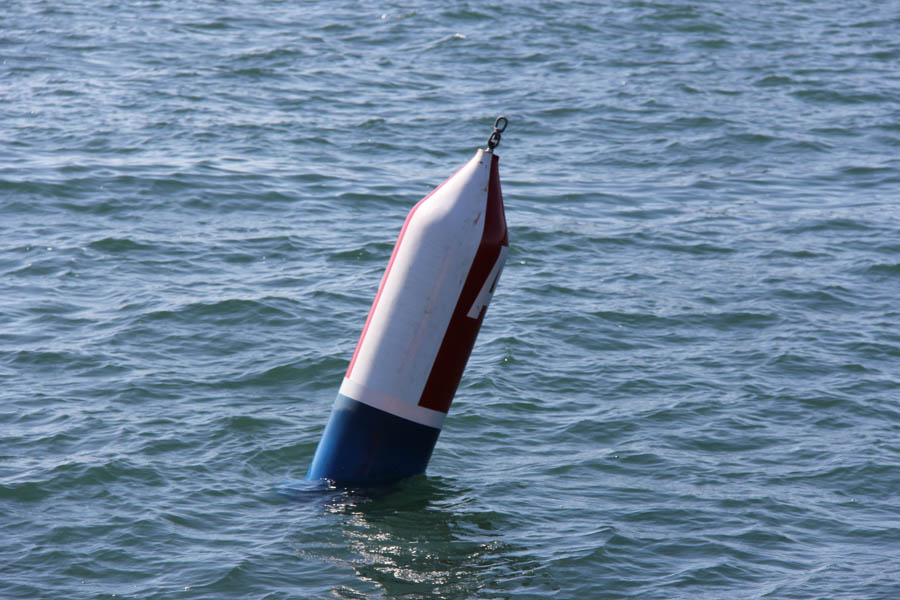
(307, 118), (510, 485)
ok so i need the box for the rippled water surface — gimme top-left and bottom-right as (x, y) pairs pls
(3, 1), (900, 598)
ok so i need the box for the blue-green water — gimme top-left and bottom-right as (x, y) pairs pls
(3, 1), (900, 598)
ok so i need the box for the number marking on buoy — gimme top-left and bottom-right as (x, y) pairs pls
(466, 245), (508, 319)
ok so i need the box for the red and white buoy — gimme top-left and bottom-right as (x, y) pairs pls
(307, 117), (510, 484)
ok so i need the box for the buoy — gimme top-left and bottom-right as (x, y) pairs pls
(307, 117), (510, 485)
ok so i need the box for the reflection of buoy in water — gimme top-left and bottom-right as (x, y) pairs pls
(307, 117), (511, 485)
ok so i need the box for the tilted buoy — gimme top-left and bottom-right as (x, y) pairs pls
(307, 117), (510, 485)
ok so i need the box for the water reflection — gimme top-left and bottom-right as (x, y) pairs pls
(315, 476), (543, 599)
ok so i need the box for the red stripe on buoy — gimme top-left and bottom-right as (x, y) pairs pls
(418, 154), (508, 413)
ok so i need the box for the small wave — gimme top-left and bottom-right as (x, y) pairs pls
(88, 237), (157, 253)
(865, 263), (900, 277)
(792, 88), (895, 105)
(142, 297), (298, 325)
(213, 356), (346, 391)
(657, 241), (736, 255)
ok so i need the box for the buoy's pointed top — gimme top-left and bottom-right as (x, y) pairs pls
(485, 116), (508, 152)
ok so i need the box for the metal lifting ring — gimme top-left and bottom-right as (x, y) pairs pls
(486, 116), (508, 152)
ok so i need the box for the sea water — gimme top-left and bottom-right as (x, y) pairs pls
(2, 1), (899, 598)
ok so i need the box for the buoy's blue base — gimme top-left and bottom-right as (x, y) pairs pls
(307, 394), (441, 485)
